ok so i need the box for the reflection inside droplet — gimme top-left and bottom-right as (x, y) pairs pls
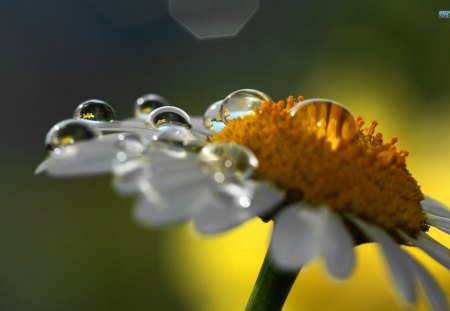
(195, 142), (258, 182)
(45, 119), (100, 151)
(220, 89), (272, 123)
(203, 100), (225, 132)
(290, 98), (358, 149)
(145, 106), (192, 130)
(73, 99), (116, 122)
(135, 94), (169, 121)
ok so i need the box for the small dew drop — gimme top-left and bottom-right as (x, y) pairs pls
(116, 151), (128, 162)
(115, 133), (148, 154)
(214, 172), (225, 183)
(135, 94), (169, 121)
(145, 106), (191, 130)
(290, 98), (358, 149)
(45, 120), (100, 151)
(196, 142), (258, 182)
(73, 99), (116, 122)
(239, 196), (251, 208)
(203, 100), (225, 132)
(220, 89), (272, 124)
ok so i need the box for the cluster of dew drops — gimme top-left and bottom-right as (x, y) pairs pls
(44, 89), (358, 182)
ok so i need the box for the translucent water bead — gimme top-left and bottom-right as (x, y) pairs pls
(145, 106), (191, 130)
(135, 94), (169, 121)
(45, 119), (100, 152)
(195, 142), (258, 183)
(151, 127), (206, 158)
(203, 100), (225, 133)
(73, 99), (116, 122)
(220, 89), (272, 124)
(115, 133), (149, 154)
(290, 98), (358, 149)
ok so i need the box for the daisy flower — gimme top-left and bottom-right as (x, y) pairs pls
(37, 90), (450, 311)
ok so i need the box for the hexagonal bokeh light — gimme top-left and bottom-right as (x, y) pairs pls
(170, 0), (259, 39)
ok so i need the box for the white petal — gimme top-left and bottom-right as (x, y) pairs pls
(43, 134), (122, 176)
(193, 190), (251, 233)
(35, 158), (50, 175)
(319, 209), (355, 279)
(404, 253), (449, 311)
(149, 167), (212, 197)
(348, 215), (417, 304)
(150, 153), (199, 177)
(112, 158), (151, 195)
(270, 204), (323, 272)
(96, 120), (146, 131)
(427, 214), (450, 234)
(134, 193), (196, 226)
(135, 180), (214, 226)
(193, 181), (284, 234)
(47, 146), (117, 176)
(422, 197), (450, 218)
(399, 231), (450, 270)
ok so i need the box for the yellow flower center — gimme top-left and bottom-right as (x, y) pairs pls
(211, 97), (427, 237)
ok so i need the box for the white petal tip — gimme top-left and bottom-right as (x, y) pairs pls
(35, 160), (49, 175)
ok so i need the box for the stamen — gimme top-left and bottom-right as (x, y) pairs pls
(212, 98), (426, 236)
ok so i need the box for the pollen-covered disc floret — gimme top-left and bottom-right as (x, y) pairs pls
(212, 97), (427, 236)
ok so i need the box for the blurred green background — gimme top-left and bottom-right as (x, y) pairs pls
(1, 0), (449, 310)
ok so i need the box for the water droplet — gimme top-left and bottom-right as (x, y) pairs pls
(73, 99), (116, 122)
(220, 89), (272, 123)
(203, 100), (225, 132)
(195, 142), (258, 182)
(115, 133), (148, 154)
(145, 106), (191, 130)
(290, 98), (358, 149)
(183, 138), (207, 153)
(135, 94), (169, 120)
(151, 127), (192, 158)
(45, 120), (100, 151)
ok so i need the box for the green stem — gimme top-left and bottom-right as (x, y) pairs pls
(245, 249), (300, 311)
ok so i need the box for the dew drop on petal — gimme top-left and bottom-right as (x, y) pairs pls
(220, 89), (272, 124)
(183, 138), (208, 153)
(73, 99), (116, 122)
(45, 120), (100, 151)
(290, 98), (358, 149)
(195, 142), (258, 181)
(115, 133), (149, 154)
(135, 94), (169, 121)
(145, 106), (191, 130)
(151, 127), (192, 158)
(203, 100), (225, 132)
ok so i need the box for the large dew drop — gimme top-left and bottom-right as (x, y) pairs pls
(135, 94), (169, 121)
(203, 100), (225, 133)
(220, 89), (272, 124)
(195, 142), (258, 182)
(145, 106), (191, 130)
(45, 119), (100, 151)
(73, 99), (116, 122)
(290, 98), (358, 149)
